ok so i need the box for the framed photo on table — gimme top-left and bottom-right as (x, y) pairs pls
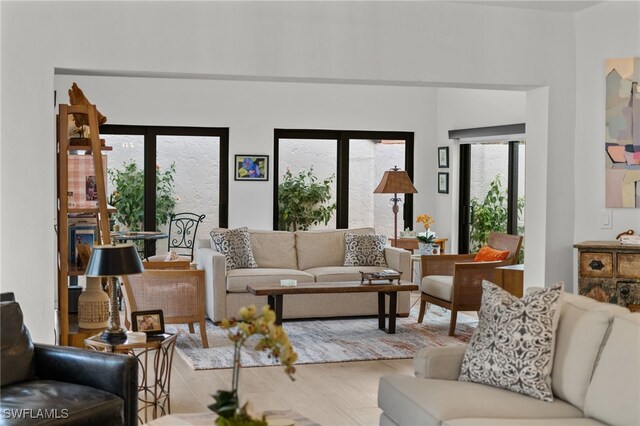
(437, 147), (449, 168)
(131, 310), (165, 335)
(234, 155), (268, 181)
(438, 172), (449, 194)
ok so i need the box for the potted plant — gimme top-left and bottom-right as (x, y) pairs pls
(416, 214), (440, 255)
(209, 305), (297, 425)
(277, 168), (337, 231)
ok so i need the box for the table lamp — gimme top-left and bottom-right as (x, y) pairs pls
(374, 166), (418, 247)
(85, 242), (144, 343)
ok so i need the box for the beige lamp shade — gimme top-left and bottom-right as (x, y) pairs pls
(374, 169), (418, 194)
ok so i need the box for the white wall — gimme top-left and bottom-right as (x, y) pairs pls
(1, 1), (592, 341)
(574, 2), (640, 243)
(434, 88), (527, 251)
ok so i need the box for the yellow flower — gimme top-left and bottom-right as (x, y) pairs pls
(416, 213), (434, 230)
(238, 305), (257, 321)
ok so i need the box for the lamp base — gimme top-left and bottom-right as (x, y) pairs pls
(101, 328), (127, 344)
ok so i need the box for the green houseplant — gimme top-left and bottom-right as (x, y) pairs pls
(469, 175), (525, 261)
(108, 161), (177, 231)
(277, 168), (337, 231)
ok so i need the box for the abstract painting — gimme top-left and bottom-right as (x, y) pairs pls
(234, 155), (268, 181)
(605, 57), (640, 208)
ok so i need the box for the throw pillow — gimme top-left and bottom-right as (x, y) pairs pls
(459, 281), (564, 402)
(210, 227), (258, 270)
(343, 234), (387, 267)
(474, 246), (510, 262)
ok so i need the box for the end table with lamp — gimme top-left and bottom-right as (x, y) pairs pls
(84, 242), (144, 344)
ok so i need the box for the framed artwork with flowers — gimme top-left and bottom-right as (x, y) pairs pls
(234, 155), (269, 181)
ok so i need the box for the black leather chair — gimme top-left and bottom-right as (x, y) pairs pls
(0, 293), (138, 425)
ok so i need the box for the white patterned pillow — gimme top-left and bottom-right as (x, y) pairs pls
(209, 227), (258, 270)
(343, 234), (387, 267)
(458, 281), (563, 402)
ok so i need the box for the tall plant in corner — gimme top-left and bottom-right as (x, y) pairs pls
(108, 161), (177, 231)
(278, 168), (337, 231)
(470, 175), (525, 261)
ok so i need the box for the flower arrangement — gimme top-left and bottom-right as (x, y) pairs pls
(209, 305), (297, 426)
(416, 213), (434, 230)
(416, 214), (436, 244)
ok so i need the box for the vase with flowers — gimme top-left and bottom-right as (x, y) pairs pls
(416, 214), (440, 255)
(208, 305), (298, 425)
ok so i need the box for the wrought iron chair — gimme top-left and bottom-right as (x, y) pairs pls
(417, 232), (523, 336)
(148, 212), (205, 262)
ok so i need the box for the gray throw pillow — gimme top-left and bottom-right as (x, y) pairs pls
(458, 280), (563, 402)
(210, 227), (258, 270)
(343, 234), (387, 267)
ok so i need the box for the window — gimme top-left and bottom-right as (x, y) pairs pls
(101, 125), (229, 256)
(458, 140), (525, 257)
(274, 129), (414, 235)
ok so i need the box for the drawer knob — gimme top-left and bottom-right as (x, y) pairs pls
(620, 286), (630, 298)
(589, 259), (605, 270)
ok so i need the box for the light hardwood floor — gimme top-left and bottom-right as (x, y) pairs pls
(163, 293), (469, 425)
(169, 355), (413, 425)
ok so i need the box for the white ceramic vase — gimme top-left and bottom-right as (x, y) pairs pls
(78, 277), (110, 329)
(418, 242), (440, 255)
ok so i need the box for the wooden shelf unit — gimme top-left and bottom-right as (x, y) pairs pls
(57, 104), (112, 346)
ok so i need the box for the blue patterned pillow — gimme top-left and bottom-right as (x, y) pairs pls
(459, 281), (563, 402)
(210, 227), (258, 270)
(343, 234), (387, 267)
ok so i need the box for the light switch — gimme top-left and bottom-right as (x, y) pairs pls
(601, 209), (612, 229)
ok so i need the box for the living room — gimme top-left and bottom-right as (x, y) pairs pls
(1, 1), (639, 425)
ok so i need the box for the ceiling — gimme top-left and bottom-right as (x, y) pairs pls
(457, 1), (602, 13)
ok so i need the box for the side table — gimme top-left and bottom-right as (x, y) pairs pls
(85, 333), (177, 423)
(493, 264), (524, 298)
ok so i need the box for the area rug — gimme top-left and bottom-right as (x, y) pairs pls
(167, 306), (477, 370)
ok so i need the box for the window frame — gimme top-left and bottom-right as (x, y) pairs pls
(273, 129), (414, 231)
(99, 124), (229, 253)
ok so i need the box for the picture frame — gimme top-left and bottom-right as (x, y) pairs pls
(437, 147), (449, 168)
(234, 155), (269, 181)
(131, 310), (165, 335)
(438, 172), (449, 194)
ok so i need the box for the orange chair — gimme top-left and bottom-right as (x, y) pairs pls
(417, 232), (523, 336)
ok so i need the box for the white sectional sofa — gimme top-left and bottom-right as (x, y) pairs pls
(196, 228), (412, 322)
(378, 292), (639, 426)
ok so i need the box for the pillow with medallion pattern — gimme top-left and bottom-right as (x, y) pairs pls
(459, 280), (563, 402)
(343, 234), (387, 267)
(210, 227), (258, 270)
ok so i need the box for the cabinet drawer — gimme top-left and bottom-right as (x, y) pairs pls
(579, 252), (613, 278)
(617, 254), (640, 279)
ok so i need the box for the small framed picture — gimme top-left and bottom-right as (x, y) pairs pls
(234, 155), (269, 181)
(438, 172), (449, 194)
(131, 310), (165, 335)
(437, 147), (449, 168)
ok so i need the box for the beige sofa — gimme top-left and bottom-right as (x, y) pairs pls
(196, 228), (412, 322)
(378, 292), (639, 426)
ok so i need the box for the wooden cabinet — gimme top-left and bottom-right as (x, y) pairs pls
(57, 104), (113, 346)
(574, 241), (640, 312)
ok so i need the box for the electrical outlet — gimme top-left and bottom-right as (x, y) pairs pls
(600, 209), (612, 229)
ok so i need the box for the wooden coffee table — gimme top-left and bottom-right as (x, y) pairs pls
(246, 281), (418, 334)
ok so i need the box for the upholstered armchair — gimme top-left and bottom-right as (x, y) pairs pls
(418, 232), (523, 335)
(122, 269), (209, 348)
(1, 293), (138, 425)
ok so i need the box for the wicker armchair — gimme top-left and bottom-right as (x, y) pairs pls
(122, 269), (209, 348)
(418, 232), (523, 336)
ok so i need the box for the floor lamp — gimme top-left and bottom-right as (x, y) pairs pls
(374, 166), (418, 247)
(85, 242), (144, 343)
